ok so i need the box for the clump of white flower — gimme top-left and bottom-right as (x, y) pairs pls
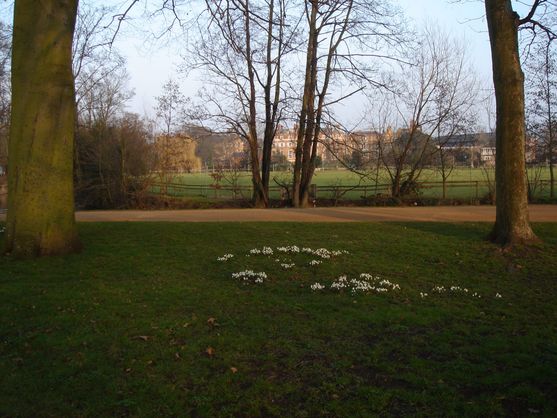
(310, 283), (325, 291)
(217, 254), (234, 262)
(349, 278), (376, 293)
(312, 248), (331, 259)
(331, 275), (349, 290)
(248, 246), (274, 256)
(420, 292), (428, 298)
(232, 270), (267, 284)
(309, 260), (322, 266)
(359, 273), (375, 281)
(280, 263), (295, 269)
(277, 245), (300, 254)
(495, 293), (502, 299)
(329, 274), (401, 294)
(379, 279), (400, 290)
(431, 285), (488, 298)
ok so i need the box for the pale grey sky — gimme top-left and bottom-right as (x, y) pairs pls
(115, 0), (497, 126)
(0, 0), (518, 127)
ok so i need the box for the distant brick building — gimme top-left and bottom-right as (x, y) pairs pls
(272, 126), (380, 165)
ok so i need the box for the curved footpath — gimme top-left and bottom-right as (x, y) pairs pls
(2, 205), (555, 223)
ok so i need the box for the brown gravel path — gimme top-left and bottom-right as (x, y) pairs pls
(2, 205), (553, 223)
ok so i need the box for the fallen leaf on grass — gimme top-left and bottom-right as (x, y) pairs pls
(207, 317), (219, 327)
(133, 335), (151, 342)
(205, 347), (216, 356)
(230, 367), (238, 373)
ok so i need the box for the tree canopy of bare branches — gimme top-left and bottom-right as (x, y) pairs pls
(291, 0), (405, 207)
(187, 0), (300, 207)
(376, 25), (479, 198)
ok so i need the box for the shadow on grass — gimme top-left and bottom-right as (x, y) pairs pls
(392, 222), (491, 243)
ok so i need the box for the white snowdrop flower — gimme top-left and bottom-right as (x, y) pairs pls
(311, 283), (325, 291)
(232, 270), (267, 284)
(217, 254), (234, 262)
(262, 246), (274, 255)
(277, 245), (300, 254)
(302, 248), (313, 254)
(313, 248), (331, 259)
(495, 293), (502, 299)
(420, 292), (428, 298)
(250, 248), (262, 255)
(280, 263), (295, 269)
(309, 260), (322, 266)
(326, 273), (400, 295)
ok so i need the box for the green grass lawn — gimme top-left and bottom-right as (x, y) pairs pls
(166, 167), (553, 202)
(1, 222), (557, 417)
(173, 167), (545, 185)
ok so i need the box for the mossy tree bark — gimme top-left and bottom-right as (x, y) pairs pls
(485, 0), (538, 246)
(4, 0), (81, 257)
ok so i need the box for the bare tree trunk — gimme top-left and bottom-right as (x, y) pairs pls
(391, 167), (402, 198)
(293, 1), (318, 208)
(5, 0), (81, 257)
(550, 149), (555, 198)
(485, 0), (537, 246)
(293, 0), (351, 208)
(547, 58), (555, 198)
(248, 138), (267, 208)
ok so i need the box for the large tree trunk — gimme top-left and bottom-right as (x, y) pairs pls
(485, 0), (537, 246)
(4, 0), (81, 257)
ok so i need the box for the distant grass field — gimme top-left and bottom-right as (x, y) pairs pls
(159, 167), (553, 202)
(1, 222), (556, 416)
